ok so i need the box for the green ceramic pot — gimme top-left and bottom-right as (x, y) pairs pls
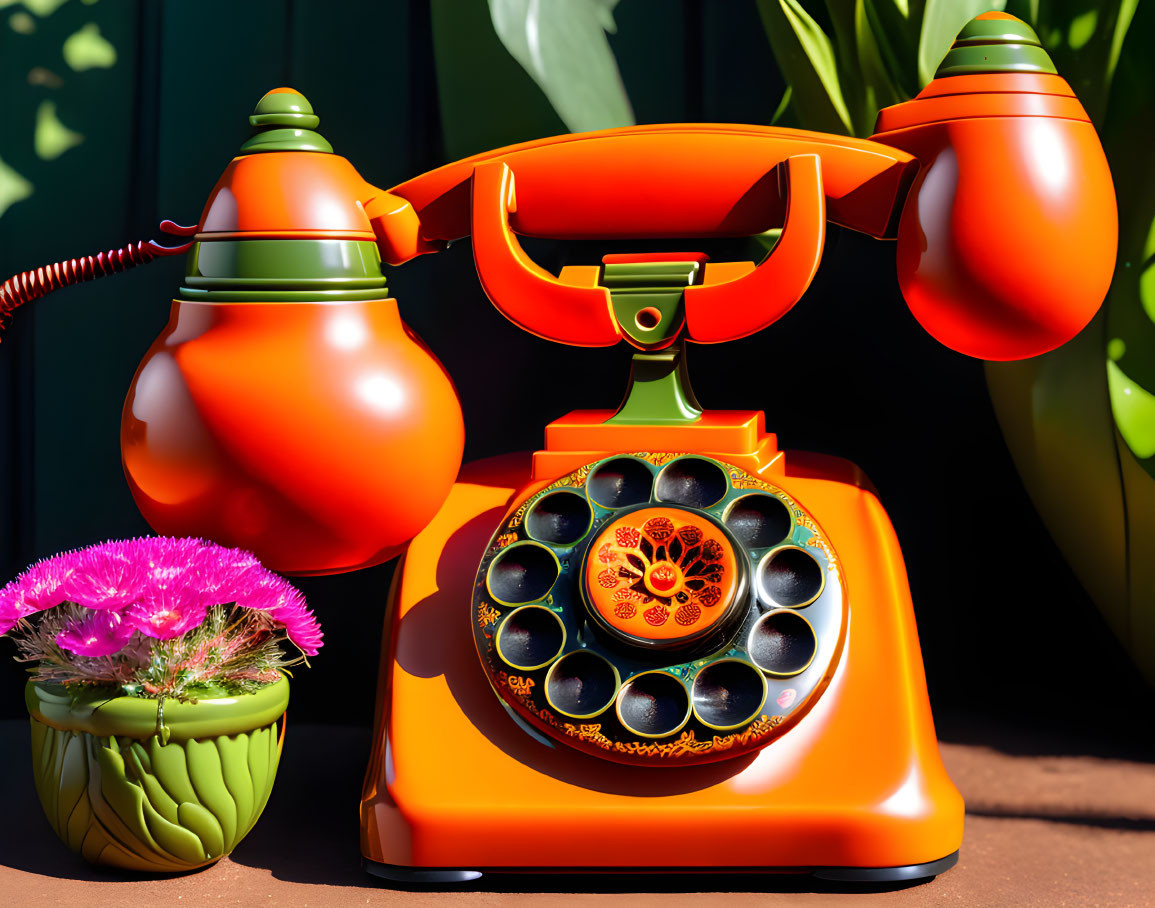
(25, 675), (289, 872)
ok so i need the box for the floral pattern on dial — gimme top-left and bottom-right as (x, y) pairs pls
(583, 508), (739, 643)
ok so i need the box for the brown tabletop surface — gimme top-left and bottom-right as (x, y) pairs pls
(1, 720), (1152, 907)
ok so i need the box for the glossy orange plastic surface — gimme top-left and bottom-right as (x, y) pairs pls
(360, 449), (963, 871)
(913, 72), (1083, 99)
(873, 90), (1089, 134)
(388, 124), (916, 247)
(122, 298), (464, 575)
(873, 74), (1117, 360)
(683, 154), (825, 343)
(534, 409), (783, 481)
(471, 154), (827, 346)
(197, 149), (434, 266)
(199, 152), (380, 238)
(471, 161), (620, 346)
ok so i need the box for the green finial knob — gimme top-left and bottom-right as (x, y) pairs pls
(240, 87), (334, 154)
(935, 12), (1057, 78)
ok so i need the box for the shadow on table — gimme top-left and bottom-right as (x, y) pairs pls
(965, 806), (1155, 833)
(226, 723), (373, 886)
(935, 705), (1155, 764)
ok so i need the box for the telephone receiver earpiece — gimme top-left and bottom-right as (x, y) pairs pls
(872, 12), (1117, 360)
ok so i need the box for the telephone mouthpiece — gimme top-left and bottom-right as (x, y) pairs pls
(122, 88), (464, 575)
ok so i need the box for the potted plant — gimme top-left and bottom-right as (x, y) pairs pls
(0, 536), (323, 872)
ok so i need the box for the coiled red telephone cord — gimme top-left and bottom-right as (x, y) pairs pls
(0, 223), (195, 339)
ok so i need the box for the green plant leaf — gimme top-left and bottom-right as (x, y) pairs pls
(1015, 1), (1138, 127)
(34, 100), (83, 161)
(62, 22), (116, 71)
(431, 0), (566, 160)
(0, 0), (69, 16)
(822, 0), (865, 132)
(757, 0), (853, 135)
(918, 0), (1006, 86)
(1107, 359), (1155, 459)
(770, 84), (795, 126)
(862, 0), (920, 98)
(854, 0), (904, 134)
(1105, 0), (1140, 95)
(0, 154), (33, 218)
(488, 0), (634, 133)
(1004, 0), (1039, 27)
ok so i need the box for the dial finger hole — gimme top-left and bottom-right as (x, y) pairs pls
(655, 457), (729, 509)
(588, 457), (654, 509)
(725, 493), (792, 549)
(486, 542), (560, 605)
(758, 546), (824, 608)
(748, 609), (817, 677)
(545, 650), (620, 719)
(616, 671), (691, 738)
(691, 659), (767, 731)
(496, 606), (566, 671)
(526, 490), (593, 546)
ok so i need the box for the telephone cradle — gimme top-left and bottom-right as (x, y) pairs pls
(0, 12), (1117, 888)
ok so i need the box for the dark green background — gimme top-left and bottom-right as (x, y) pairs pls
(0, 0), (1150, 753)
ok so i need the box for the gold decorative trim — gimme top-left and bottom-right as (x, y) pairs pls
(476, 600), (501, 628)
(477, 451), (843, 764)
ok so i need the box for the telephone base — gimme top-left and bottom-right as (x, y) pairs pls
(362, 851), (959, 889)
(360, 448), (962, 879)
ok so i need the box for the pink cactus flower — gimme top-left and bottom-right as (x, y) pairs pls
(125, 590), (210, 640)
(0, 596), (22, 636)
(56, 610), (136, 657)
(59, 540), (147, 610)
(2, 537), (321, 700)
(2, 536), (322, 658)
(234, 572), (324, 656)
(0, 555), (77, 617)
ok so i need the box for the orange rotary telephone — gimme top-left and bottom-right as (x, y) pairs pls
(0, 13), (1117, 886)
(357, 14), (1115, 884)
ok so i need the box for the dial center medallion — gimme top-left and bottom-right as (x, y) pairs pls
(583, 507), (743, 649)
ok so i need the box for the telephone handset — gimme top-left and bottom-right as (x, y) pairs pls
(374, 88), (1114, 358)
(381, 127), (908, 347)
(0, 13), (1117, 881)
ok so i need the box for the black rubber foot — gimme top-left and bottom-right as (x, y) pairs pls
(363, 861), (482, 884)
(812, 851), (958, 882)
(362, 851), (958, 889)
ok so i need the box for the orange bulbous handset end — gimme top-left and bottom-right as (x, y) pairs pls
(122, 87), (464, 575)
(871, 12), (1117, 361)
